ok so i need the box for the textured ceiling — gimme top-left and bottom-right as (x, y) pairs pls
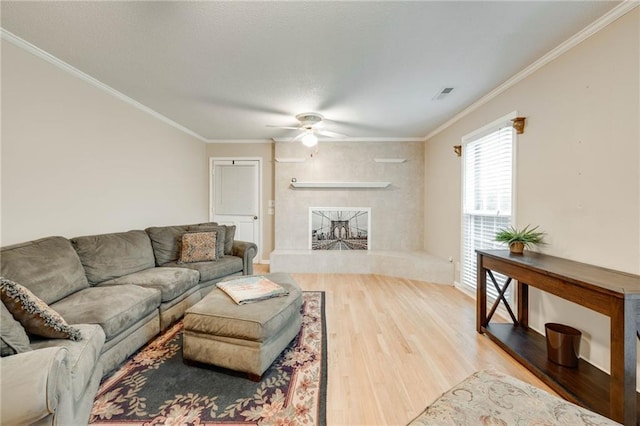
(0, 1), (620, 142)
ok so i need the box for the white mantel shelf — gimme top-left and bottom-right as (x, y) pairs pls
(289, 181), (391, 189)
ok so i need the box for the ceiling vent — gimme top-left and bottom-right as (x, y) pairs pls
(433, 87), (454, 101)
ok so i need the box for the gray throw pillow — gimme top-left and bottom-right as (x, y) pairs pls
(1, 300), (31, 356)
(224, 225), (236, 255)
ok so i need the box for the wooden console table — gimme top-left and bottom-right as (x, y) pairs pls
(476, 249), (640, 425)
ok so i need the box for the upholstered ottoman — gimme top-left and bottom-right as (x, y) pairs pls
(183, 272), (303, 379)
(407, 370), (619, 425)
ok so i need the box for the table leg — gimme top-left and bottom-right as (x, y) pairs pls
(610, 298), (637, 425)
(517, 281), (529, 329)
(476, 252), (487, 333)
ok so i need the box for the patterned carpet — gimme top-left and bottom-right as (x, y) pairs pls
(90, 291), (326, 425)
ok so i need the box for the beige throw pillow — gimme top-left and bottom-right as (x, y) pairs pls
(187, 225), (225, 259)
(180, 231), (217, 263)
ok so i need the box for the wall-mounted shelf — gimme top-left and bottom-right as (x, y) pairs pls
(290, 181), (390, 189)
(374, 158), (406, 163)
(275, 157), (307, 163)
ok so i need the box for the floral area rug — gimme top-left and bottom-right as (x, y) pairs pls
(90, 291), (326, 426)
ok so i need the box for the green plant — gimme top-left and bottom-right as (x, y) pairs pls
(495, 225), (546, 249)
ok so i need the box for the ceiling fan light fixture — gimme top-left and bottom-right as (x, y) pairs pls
(301, 131), (318, 147)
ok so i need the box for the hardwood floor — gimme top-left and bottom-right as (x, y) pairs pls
(254, 265), (555, 425)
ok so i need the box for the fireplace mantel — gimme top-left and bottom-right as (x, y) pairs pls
(290, 181), (390, 189)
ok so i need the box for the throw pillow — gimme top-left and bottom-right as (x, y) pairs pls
(180, 231), (217, 263)
(187, 224), (225, 259)
(224, 225), (236, 255)
(0, 277), (82, 341)
(1, 301), (32, 356)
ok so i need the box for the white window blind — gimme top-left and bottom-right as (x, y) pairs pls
(461, 124), (514, 300)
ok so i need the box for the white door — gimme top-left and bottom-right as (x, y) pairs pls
(210, 159), (261, 262)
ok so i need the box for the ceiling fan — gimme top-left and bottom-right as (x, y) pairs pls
(267, 112), (347, 147)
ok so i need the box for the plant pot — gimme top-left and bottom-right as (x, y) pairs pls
(545, 323), (581, 367)
(509, 241), (524, 254)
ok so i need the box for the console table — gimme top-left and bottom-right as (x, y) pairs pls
(475, 249), (640, 425)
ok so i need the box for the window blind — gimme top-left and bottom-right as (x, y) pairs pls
(461, 125), (514, 300)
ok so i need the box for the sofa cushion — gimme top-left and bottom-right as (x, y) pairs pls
(1, 277), (82, 341)
(163, 256), (243, 282)
(31, 324), (105, 402)
(71, 230), (156, 285)
(145, 225), (190, 266)
(51, 285), (161, 340)
(99, 267), (200, 303)
(1, 301), (31, 356)
(0, 236), (89, 304)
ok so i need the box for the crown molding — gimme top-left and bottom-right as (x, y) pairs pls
(272, 137), (424, 143)
(1, 28), (208, 142)
(424, 0), (639, 141)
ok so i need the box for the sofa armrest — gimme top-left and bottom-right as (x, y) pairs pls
(1, 346), (71, 425)
(232, 240), (258, 275)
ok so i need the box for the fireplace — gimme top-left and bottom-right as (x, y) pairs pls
(309, 207), (370, 250)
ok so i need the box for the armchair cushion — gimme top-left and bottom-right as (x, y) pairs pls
(0, 278), (82, 341)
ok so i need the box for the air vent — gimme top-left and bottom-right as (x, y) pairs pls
(433, 87), (454, 100)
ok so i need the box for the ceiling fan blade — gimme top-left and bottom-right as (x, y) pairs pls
(289, 132), (305, 142)
(317, 129), (347, 138)
(266, 125), (301, 130)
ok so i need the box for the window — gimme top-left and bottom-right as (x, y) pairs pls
(461, 114), (515, 300)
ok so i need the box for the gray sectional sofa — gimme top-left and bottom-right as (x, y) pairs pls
(0, 222), (257, 425)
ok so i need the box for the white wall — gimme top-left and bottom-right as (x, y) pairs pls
(424, 9), (639, 376)
(275, 141), (424, 251)
(1, 40), (208, 245)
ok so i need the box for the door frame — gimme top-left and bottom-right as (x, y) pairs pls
(209, 157), (263, 263)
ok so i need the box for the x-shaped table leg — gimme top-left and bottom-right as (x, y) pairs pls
(486, 270), (518, 325)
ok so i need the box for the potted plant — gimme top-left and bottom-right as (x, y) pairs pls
(495, 225), (546, 254)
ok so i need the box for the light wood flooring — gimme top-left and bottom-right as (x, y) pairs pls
(254, 265), (555, 425)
